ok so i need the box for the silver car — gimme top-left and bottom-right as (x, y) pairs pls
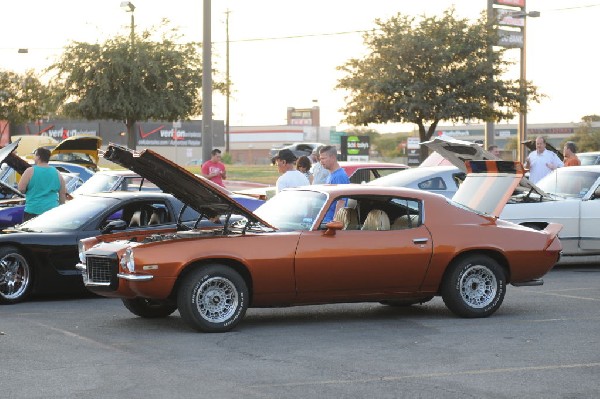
(367, 165), (465, 199)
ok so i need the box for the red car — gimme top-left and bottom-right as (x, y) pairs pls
(77, 145), (561, 333)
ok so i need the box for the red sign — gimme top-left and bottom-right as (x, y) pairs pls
(495, 0), (525, 7)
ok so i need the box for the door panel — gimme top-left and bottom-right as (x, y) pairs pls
(294, 225), (433, 301)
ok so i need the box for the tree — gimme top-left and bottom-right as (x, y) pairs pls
(0, 70), (51, 138)
(49, 23), (222, 150)
(564, 116), (600, 152)
(336, 8), (542, 161)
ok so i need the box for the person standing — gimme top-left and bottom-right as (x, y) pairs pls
(524, 136), (564, 184)
(310, 146), (330, 184)
(563, 141), (581, 167)
(201, 149), (227, 187)
(319, 145), (350, 222)
(18, 147), (66, 222)
(487, 145), (501, 158)
(272, 149), (309, 193)
(296, 155), (313, 184)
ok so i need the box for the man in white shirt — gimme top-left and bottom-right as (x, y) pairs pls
(525, 136), (564, 184)
(272, 149), (309, 193)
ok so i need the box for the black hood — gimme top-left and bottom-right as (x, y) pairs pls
(103, 144), (271, 226)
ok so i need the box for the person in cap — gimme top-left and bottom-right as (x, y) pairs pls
(272, 149), (309, 193)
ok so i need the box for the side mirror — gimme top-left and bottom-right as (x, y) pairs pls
(323, 220), (343, 236)
(101, 219), (127, 234)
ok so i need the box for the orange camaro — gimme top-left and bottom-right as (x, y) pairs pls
(77, 145), (562, 333)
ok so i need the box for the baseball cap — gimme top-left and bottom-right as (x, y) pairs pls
(271, 148), (297, 164)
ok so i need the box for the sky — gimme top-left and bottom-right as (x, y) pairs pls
(1, 0), (598, 133)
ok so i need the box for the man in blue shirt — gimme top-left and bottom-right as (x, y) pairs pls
(319, 145), (350, 222)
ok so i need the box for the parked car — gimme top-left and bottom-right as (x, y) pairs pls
(0, 190), (239, 304)
(269, 142), (325, 160)
(77, 144), (561, 333)
(367, 165), (465, 198)
(423, 135), (600, 265)
(338, 161), (409, 184)
(0, 142), (85, 227)
(578, 151), (600, 166)
(234, 161), (409, 200)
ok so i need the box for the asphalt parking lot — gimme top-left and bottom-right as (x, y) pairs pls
(2, 265), (599, 399)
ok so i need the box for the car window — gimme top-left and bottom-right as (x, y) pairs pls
(418, 177), (446, 190)
(537, 170), (600, 198)
(121, 177), (160, 192)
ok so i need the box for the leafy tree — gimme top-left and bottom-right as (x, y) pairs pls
(48, 22), (222, 150)
(563, 117), (600, 152)
(337, 8), (542, 161)
(0, 70), (51, 137)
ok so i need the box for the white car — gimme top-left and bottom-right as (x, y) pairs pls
(423, 136), (600, 265)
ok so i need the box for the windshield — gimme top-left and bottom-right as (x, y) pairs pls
(19, 196), (119, 231)
(72, 173), (119, 195)
(253, 190), (327, 231)
(536, 169), (600, 198)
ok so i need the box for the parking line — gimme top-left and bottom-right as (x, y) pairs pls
(31, 321), (121, 352)
(248, 363), (600, 389)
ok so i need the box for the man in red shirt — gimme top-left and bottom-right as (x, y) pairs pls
(201, 149), (227, 187)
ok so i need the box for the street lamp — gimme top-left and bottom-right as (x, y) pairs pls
(511, 9), (540, 164)
(120, 1), (135, 48)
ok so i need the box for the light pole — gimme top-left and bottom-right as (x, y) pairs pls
(120, 1), (136, 149)
(120, 1), (135, 48)
(512, 9), (540, 164)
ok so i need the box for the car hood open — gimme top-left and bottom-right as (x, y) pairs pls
(422, 135), (548, 198)
(0, 140), (26, 198)
(50, 135), (103, 170)
(103, 144), (273, 227)
(452, 160), (524, 218)
(1, 139), (31, 175)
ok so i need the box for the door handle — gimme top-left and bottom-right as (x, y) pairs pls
(413, 238), (429, 245)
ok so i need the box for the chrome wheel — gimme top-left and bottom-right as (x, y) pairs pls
(459, 265), (497, 308)
(441, 255), (505, 318)
(178, 265), (248, 333)
(0, 252), (31, 302)
(195, 276), (239, 323)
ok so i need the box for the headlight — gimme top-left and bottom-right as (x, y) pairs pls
(119, 248), (135, 273)
(78, 241), (86, 264)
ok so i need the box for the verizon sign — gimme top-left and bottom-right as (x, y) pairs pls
(495, 0), (525, 7)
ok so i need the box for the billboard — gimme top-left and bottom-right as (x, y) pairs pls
(340, 135), (369, 162)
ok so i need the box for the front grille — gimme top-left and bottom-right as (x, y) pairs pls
(86, 256), (116, 285)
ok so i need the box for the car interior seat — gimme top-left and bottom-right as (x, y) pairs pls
(148, 207), (166, 225)
(333, 207), (359, 230)
(361, 209), (390, 231)
(391, 215), (419, 230)
(129, 210), (147, 228)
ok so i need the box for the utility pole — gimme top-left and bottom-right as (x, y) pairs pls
(225, 9), (231, 154)
(202, 0), (213, 162)
(485, 0), (495, 150)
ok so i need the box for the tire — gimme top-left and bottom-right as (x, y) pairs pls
(0, 246), (33, 304)
(122, 298), (177, 318)
(380, 296), (434, 307)
(441, 255), (506, 318)
(177, 265), (248, 333)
